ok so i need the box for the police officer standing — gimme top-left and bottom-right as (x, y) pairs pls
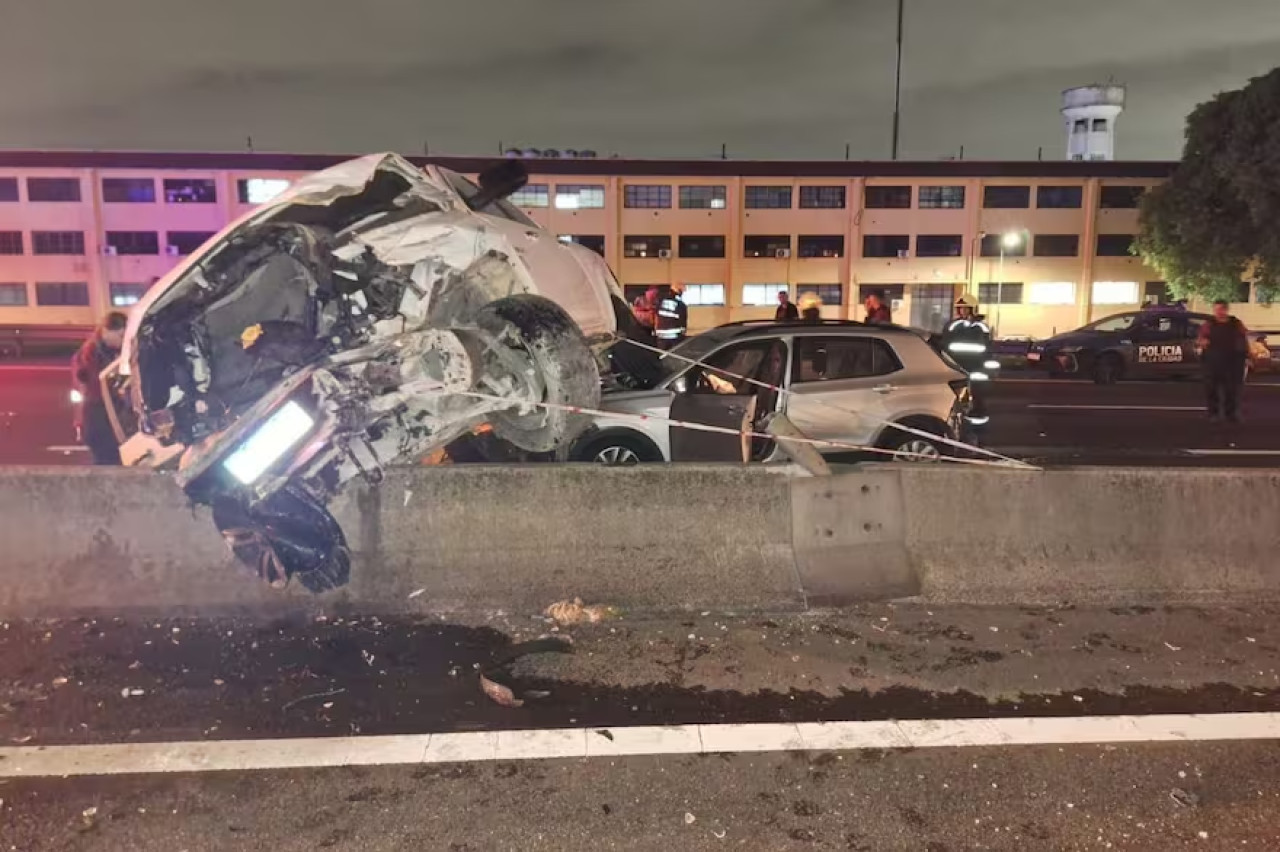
(1197, 299), (1249, 423)
(654, 282), (689, 350)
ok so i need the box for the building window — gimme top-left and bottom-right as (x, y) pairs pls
(1143, 281), (1173, 306)
(744, 186), (792, 209)
(166, 231), (216, 256)
(1073, 119), (1089, 133)
(678, 235), (726, 259)
(0, 283), (28, 306)
(0, 231), (22, 255)
(1091, 281), (1139, 305)
(31, 231), (85, 255)
(978, 282), (1024, 304)
(1033, 234), (1080, 257)
(743, 235), (791, 258)
(1096, 234), (1135, 256)
(35, 282), (90, 306)
(105, 231), (160, 255)
(554, 184), (605, 209)
(1036, 185), (1083, 208)
(799, 186), (846, 209)
(742, 283), (789, 306)
(0, 177), (17, 202)
(1092, 118), (1108, 132)
(237, 178), (290, 204)
(622, 235), (671, 258)
(915, 235), (963, 258)
(624, 185), (672, 209)
(557, 234), (606, 256)
(918, 186), (965, 209)
(505, 184), (549, 208)
(1100, 186), (1144, 209)
(864, 186), (912, 209)
(1230, 281), (1252, 303)
(27, 177), (81, 202)
(683, 283), (726, 306)
(679, 185), (727, 209)
(102, 178), (156, 203)
(793, 337), (901, 383)
(858, 284), (905, 303)
(983, 186), (1031, 209)
(109, 282), (150, 307)
(163, 178), (217, 204)
(1028, 281), (1076, 305)
(980, 234), (1028, 257)
(862, 234), (910, 258)
(797, 235), (844, 258)
(798, 284), (843, 305)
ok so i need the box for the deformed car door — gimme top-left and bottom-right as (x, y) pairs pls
(784, 335), (899, 450)
(1132, 314), (1192, 375)
(668, 338), (788, 462)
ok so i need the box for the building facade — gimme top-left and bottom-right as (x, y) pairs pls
(0, 152), (1267, 339)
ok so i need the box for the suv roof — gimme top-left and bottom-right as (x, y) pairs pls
(705, 319), (920, 342)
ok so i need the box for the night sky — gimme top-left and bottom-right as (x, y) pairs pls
(2, 0), (1278, 160)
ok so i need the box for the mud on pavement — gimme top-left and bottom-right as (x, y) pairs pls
(1, 603), (1278, 746)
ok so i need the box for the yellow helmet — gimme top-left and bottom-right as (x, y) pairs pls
(797, 291), (824, 312)
(955, 296), (975, 309)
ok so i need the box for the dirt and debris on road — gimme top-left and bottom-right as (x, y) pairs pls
(0, 604), (1277, 746)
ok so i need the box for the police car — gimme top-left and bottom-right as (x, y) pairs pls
(1028, 308), (1268, 384)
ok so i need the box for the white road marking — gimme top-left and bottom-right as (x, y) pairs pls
(0, 364), (68, 373)
(1, 712), (1277, 778)
(1184, 449), (1280, 456)
(45, 445), (88, 453)
(1027, 404), (1203, 412)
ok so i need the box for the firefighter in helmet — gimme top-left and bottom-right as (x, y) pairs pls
(654, 282), (689, 350)
(943, 296), (992, 368)
(797, 291), (824, 323)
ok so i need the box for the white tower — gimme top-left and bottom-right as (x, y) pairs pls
(1061, 84), (1125, 161)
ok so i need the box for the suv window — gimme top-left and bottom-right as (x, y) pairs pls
(689, 339), (787, 395)
(443, 171), (536, 226)
(792, 336), (901, 383)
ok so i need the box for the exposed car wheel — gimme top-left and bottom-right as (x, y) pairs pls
(577, 431), (663, 466)
(1092, 353), (1123, 385)
(212, 487), (351, 593)
(475, 294), (601, 454)
(882, 423), (947, 463)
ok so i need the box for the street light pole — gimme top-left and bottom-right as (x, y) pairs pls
(891, 0), (905, 160)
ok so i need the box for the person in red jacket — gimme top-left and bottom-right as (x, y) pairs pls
(71, 311), (128, 464)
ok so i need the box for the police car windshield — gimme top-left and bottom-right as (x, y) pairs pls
(1083, 314), (1137, 333)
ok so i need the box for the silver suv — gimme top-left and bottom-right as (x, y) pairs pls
(571, 320), (979, 464)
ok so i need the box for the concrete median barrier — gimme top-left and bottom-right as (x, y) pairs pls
(3, 464), (1280, 618)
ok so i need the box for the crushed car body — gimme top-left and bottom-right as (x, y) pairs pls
(115, 153), (627, 591)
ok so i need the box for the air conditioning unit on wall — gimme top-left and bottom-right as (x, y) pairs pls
(657, 248), (673, 259)
(775, 248), (791, 259)
(102, 245), (118, 256)
(897, 249), (910, 259)
(165, 244), (181, 256)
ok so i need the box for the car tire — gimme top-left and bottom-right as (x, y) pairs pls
(1092, 353), (1123, 385)
(882, 423), (948, 463)
(475, 294), (600, 454)
(576, 431), (663, 466)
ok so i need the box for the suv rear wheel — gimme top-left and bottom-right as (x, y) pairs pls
(1092, 352), (1124, 385)
(881, 421), (949, 463)
(576, 431), (663, 465)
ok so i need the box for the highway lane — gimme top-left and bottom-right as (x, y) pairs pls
(0, 362), (82, 466)
(2, 605), (1279, 850)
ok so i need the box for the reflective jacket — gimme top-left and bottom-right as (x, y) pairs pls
(655, 290), (688, 341)
(942, 316), (991, 354)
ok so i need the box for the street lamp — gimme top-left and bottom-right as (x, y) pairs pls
(995, 230), (1028, 334)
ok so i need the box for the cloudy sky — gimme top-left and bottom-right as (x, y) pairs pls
(2, 0), (1279, 160)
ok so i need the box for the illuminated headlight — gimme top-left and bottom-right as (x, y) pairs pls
(948, 341), (987, 354)
(969, 371), (991, 382)
(966, 415), (990, 425)
(983, 360), (1000, 370)
(69, 389), (84, 404)
(223, 400), (314, 485)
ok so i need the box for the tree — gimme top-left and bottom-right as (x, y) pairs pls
(1135, 66), (1280, 303)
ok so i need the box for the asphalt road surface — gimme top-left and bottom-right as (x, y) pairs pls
(5, 360), (1280, 467)
(2, 604), (1279, 849)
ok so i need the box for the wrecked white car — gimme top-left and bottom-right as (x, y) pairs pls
(116, 153), (629, 591)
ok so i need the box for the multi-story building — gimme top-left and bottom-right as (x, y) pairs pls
(0, 151), (1265, 339)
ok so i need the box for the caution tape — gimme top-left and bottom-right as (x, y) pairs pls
(619, 337), (1033, 469)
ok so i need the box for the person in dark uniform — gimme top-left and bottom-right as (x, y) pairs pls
(864, 289), (892, 324)
(654, 283), (688, 350)
(71, 311), (128, 465)
(942, 296), (992, 365)
(1197, 299), (1249, 423)
(775, 290), (799, 321)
